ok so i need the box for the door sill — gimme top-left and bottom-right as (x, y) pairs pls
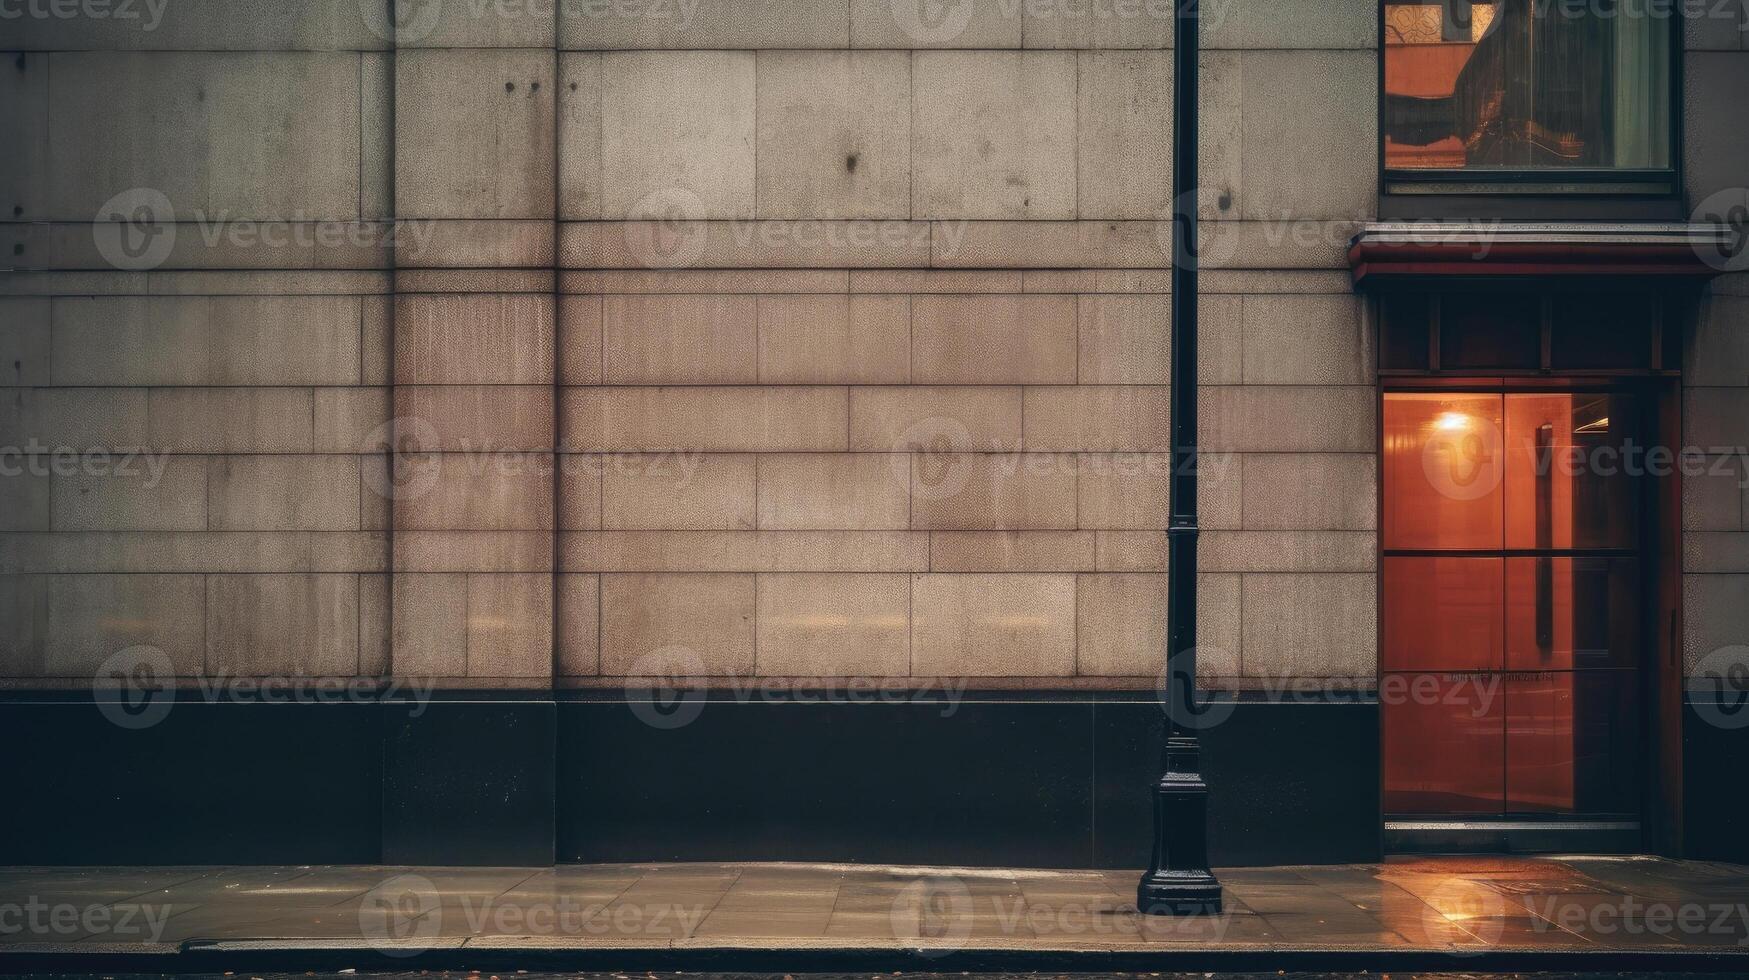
(1385, 819), (1641, 854)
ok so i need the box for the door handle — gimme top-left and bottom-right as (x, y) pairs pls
(1535, 423), (1554, 655)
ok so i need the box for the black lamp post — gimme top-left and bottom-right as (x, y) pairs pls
(1136, 0), (1222, 917)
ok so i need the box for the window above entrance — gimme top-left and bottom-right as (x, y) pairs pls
(1382, 0), (1677, 195)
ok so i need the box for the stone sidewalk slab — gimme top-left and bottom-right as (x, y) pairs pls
(0, 856), (1746, 972)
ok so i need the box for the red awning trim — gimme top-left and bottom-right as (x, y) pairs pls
(1348, 222), (1738, 286)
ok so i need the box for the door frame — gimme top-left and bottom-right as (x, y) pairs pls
(1374, 375), (1684, 855)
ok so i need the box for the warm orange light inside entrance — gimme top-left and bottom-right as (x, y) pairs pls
(1381, 392), (1640, 817)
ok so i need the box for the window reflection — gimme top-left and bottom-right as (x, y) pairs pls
(1504, 557), (1639, 671)
(1505, 672), (1638, 814)
(1503, 393), (1639, 550)
(1383, 0), (1671, 171)
(1382, 392), (1642, 819)
(1382, 392), (1503, 551)
(1384, 674), (1505, 814)
(1383, 557), (1502, 672)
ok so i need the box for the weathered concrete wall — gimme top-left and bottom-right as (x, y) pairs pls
(0, 0), (1380, 687)
(4, 0), (1733, 689)
(541, 0), (1379, 686)
(1, 6), (395, 682)
(1682, 17), (1749, 684)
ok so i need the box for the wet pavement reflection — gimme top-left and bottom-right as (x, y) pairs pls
(0, 856), (1745, 953)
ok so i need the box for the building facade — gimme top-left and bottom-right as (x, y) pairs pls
(1, 0), (1746, 868)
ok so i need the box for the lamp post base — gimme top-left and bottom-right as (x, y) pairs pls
(1136, 735), (1222, 916)
(1137, 869), (1224, 916)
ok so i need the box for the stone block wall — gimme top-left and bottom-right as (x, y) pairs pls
(1, 6), (395, 683)
(1682, 19), (1749, 685)
(550, 267), (1374, 684)
(5, 0), (1735, 691)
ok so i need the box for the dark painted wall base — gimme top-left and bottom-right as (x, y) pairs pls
(0, 696), (557, 867)
(1, 692), (1379, 867)
(0, 700), (381, 865)
(20, 690), (1735, 868)
(1682, 695), (1749, 864)
(554, 695), (1383, 867)
(382, 699), (556, 866)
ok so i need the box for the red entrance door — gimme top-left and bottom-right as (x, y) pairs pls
(1381, 390), (1642, 817)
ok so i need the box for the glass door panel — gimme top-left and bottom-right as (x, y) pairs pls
(1383, 674), (1505, 814)
(1504, 557), (1640, 671)
(1382, 556), (1503, 672)
(1383, 389), (1642, 822)
(1383, 392), (1504, 551)
(1504, 393), (1640, 550)
(1504, 671), (1639, 814)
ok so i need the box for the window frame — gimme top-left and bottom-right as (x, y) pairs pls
(1376, 0), (1686, 200)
